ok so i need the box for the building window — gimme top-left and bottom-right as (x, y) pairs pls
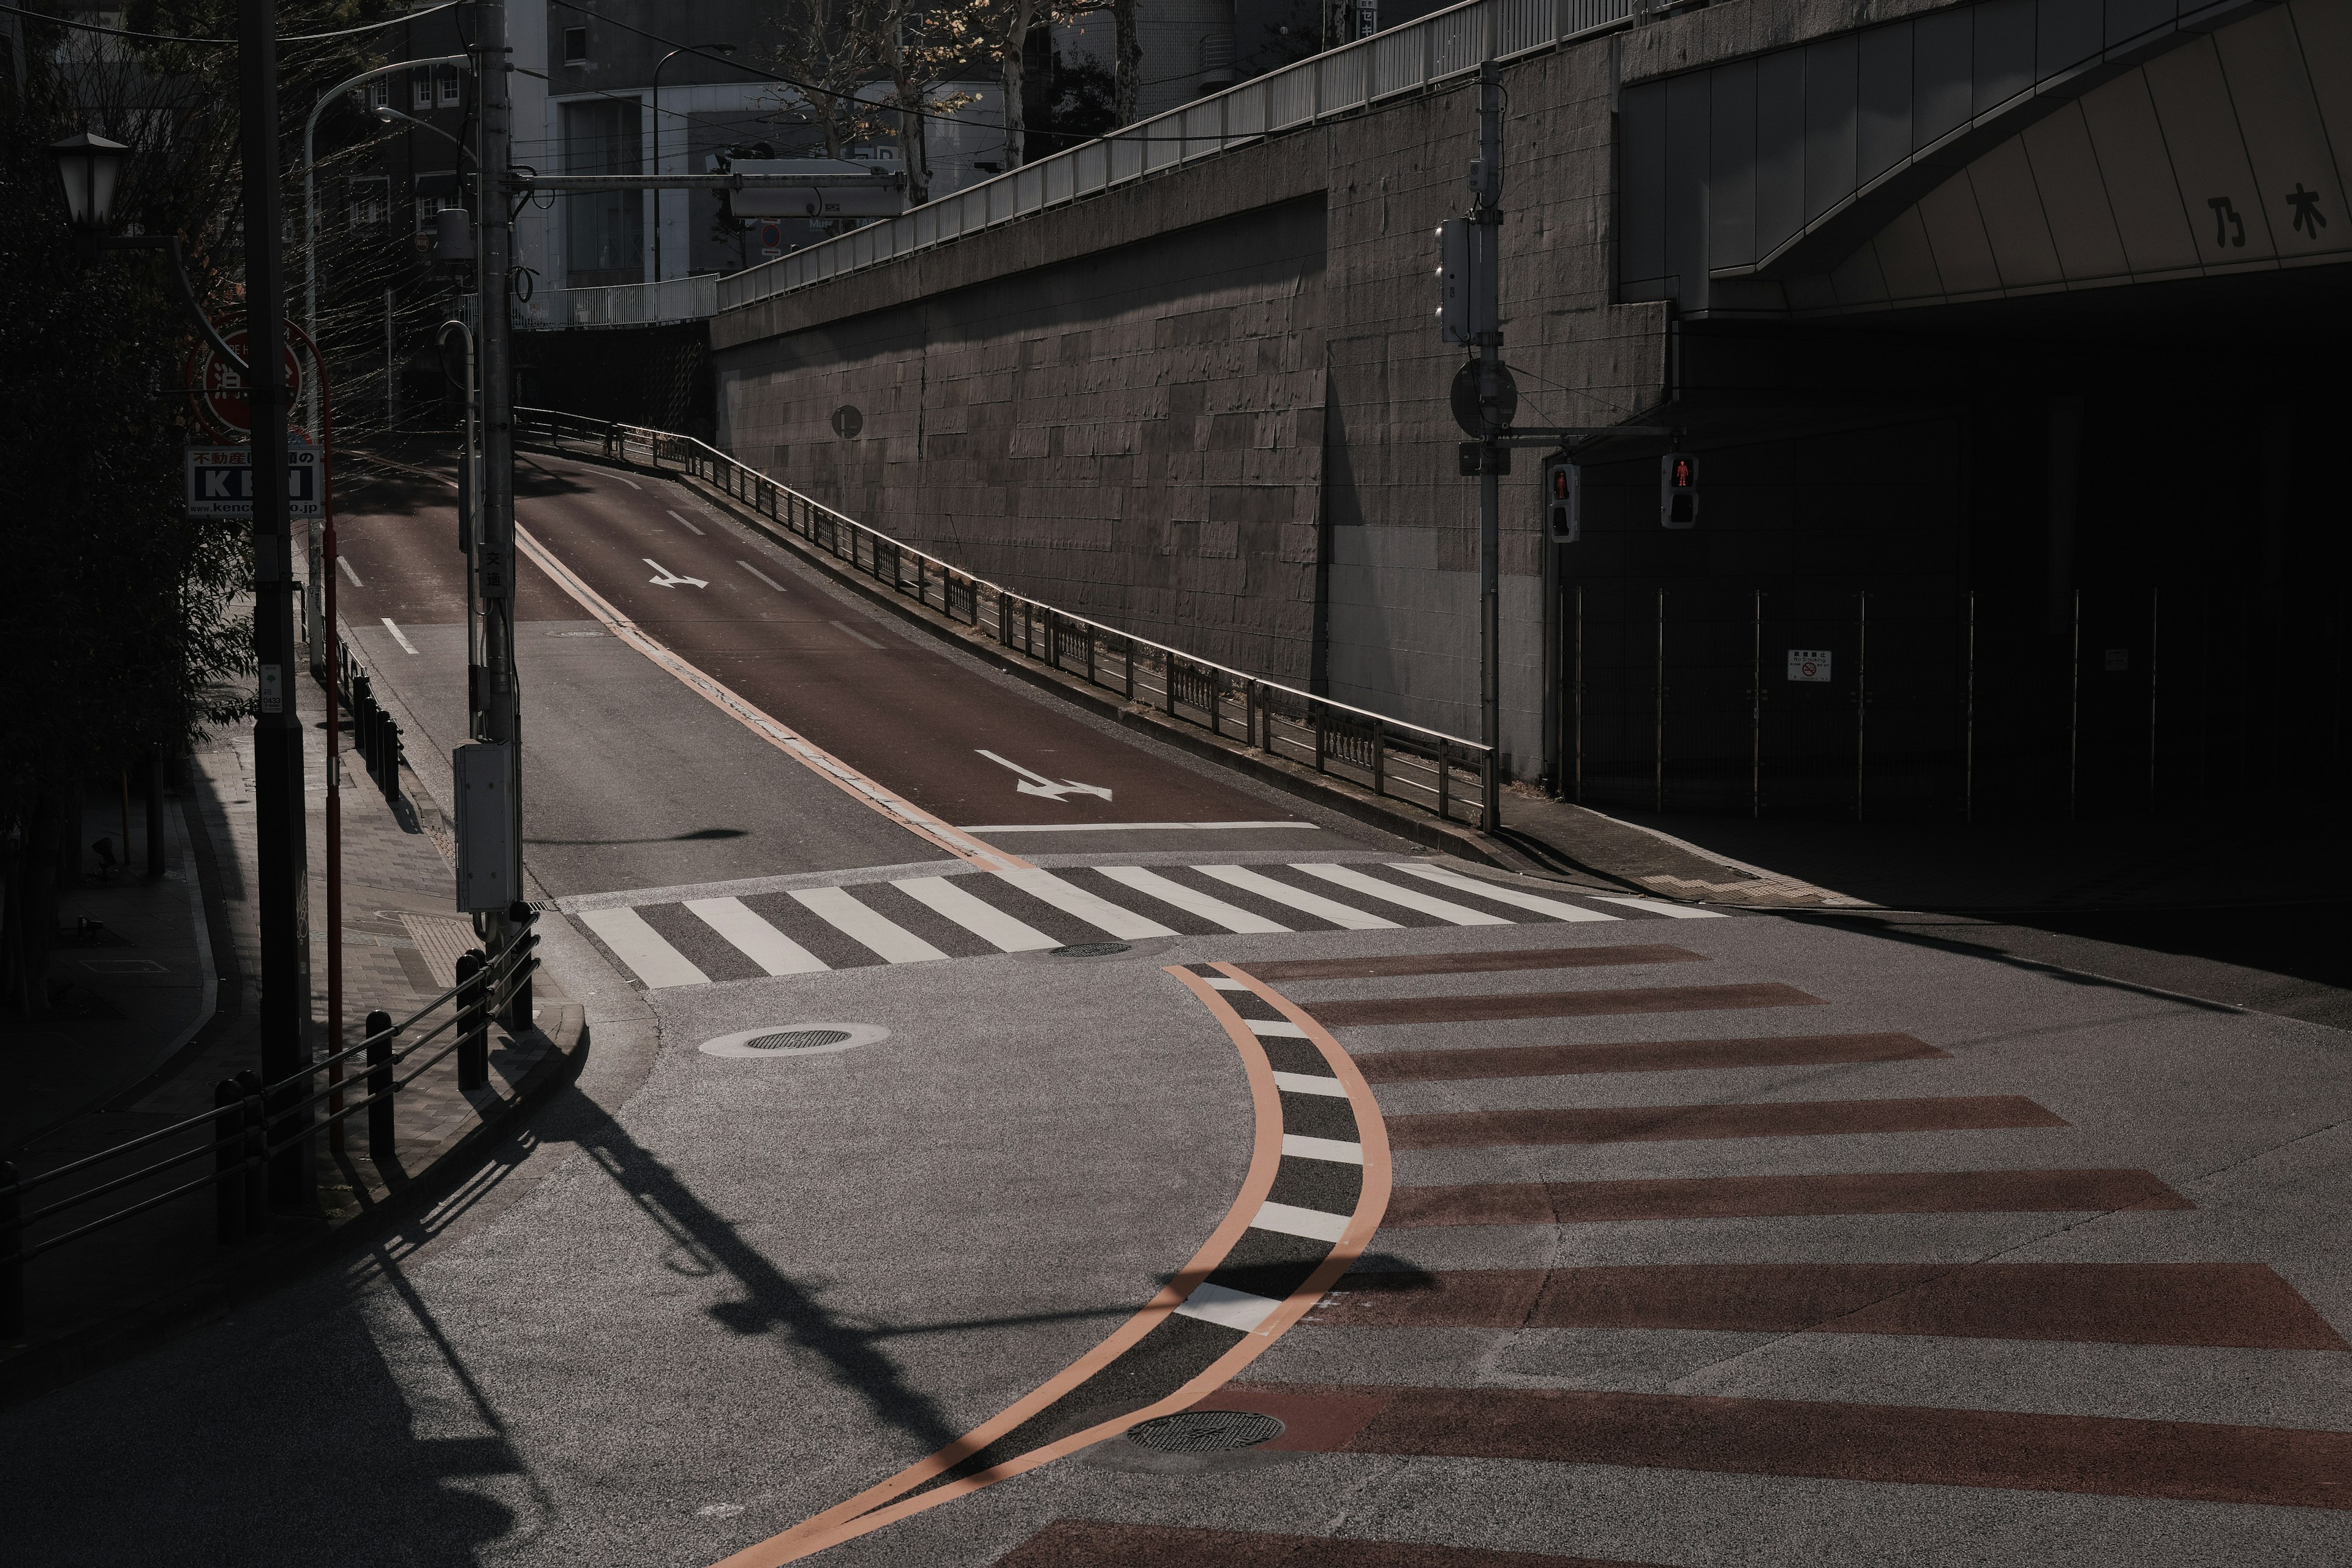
(417, 194), (456, 231)
(564, 26), (587, 65)
(439, 68), (461, 107)
(347, 176), (387, 228)
(412, 68), (431, 110)
(353, 80), (388, 112)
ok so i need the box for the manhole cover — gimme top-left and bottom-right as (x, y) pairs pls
(745, 1028), (851, 1051)
(1050, 942), (1132, 957)
(1126, 1410), (1284, 1453)
(700, 1022), (890, 1060)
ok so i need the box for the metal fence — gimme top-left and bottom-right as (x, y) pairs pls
(712, 0), (1636, 316)
(517, 407), (1496, 829)
(0, 909), (538, 1338)
(514, 274), (718, 331)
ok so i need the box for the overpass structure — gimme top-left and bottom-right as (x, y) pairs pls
(701, 0), (2351, 821)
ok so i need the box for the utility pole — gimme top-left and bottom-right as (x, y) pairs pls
(472, 0), (526, 1015)
(1471, 59), (1504, 833)
(239, 0), (314, 1205)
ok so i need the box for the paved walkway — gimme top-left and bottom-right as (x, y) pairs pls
(1498, 791), (2352, 913)
(2, 646), (566, 1374)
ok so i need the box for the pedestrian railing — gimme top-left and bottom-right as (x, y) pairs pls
(0, 906), (538, 1340)
(516, 407), (1496, 829)
(712, 0), (1636, 316)
(338, 640), (405, 803)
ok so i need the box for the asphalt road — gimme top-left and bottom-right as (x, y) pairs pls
(7, 447), (2350, 1568)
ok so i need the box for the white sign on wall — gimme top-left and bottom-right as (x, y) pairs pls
(1787, 649), (1833, 683)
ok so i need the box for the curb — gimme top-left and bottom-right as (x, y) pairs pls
(0, 1003), (589, 1412)
(518, 437), (1519, 870)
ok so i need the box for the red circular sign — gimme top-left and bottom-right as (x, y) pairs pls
(186, 326), (303, 438)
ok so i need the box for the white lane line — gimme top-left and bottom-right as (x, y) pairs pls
(685, 897), (829, 975)
(1194, 865), (1400, 930)
(893, 876), (1059, 952)
(1098, 865), (1288, 933)
(579, 907), (709, 989)
(1246, 1019), (1308, 1038)
(954, 821), (1314, 833)
(1272, 1071), (1348, 1098)
(380, 617), (420, 655)
(1588, 894), (1732, 919)
(1388, 862), (1623, 922)
(513, 521), (1027, 872)
(1252, 1200), (1352, 1243)
(993, 867), (1177, 940)
(737, 560), (788, 592)
(337, 556), (363, 587)
(1173, 1281), (1283, 1333)
(790, 886), (948, 963)
(832, 620), (885, 649)
(1282, 1134), (1364, 1165)
(616, 475), (643, 491)
(666, 508), (706, 536)
(1292, 862), (1511, 926)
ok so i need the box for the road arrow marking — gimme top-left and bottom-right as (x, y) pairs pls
(644, 557), (708, 588)
(975, 749), (1114, 801)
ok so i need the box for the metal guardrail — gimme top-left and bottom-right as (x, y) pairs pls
(714, 0), (1637, 315)
(516, 407), (1498, 829)
(0, 908), (540, 1338)
(514, 274), (718, 331)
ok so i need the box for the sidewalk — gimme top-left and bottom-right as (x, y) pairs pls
(1, 649), (582, 1403)
(1496, 788), (2352, 912)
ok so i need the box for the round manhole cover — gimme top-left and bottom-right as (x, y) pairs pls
(699, 1022), (889, 1060)
(745, 1028), (851, 1051)
(1050, 942), (1132, 958)
(1126, 1410), (1285, 1453)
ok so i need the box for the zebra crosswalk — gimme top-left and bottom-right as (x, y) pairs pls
(573, 861), (1726, 992)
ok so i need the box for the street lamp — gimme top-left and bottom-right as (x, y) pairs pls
(652, 42), (737, 285)
(49, 131), (247, 375)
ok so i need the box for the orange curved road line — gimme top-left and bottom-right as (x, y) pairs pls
(723, 965), (1392, 1566)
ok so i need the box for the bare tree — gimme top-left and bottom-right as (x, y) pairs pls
(1112, 0), (1140, 124)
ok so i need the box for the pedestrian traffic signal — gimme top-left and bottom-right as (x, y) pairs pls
(1542, 453), (1580, 543)
(1660, 451), (1698, 529)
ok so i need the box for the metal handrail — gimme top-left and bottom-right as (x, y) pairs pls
(714, 0), (1637, 315)
(515, 407), (1497, 829)
(0, 914), (537, 1262)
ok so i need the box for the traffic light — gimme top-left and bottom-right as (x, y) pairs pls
(1435, 219), (1472, 345)
(1542, 453), (1580, 543)
(1660, 451), (1698, 529)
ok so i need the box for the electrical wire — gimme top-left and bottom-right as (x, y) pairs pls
(0, 0), (458, 47)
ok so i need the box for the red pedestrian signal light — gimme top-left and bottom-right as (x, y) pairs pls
(1660, 451), (1698, 529)
(1542, 453), (1580, 543)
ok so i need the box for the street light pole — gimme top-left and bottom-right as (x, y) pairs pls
(239, 0), (315, 1207)
(651, 43), (736, 286)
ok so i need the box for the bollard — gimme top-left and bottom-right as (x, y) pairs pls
(502, 900), (535, 1033)
(236, 1069), (268, 1232)
(364, 1009), (396, 1164)
(213, 1080), (244, 1243)
(1, 1159), (22, 1341)
(455, 951), (488, 1091)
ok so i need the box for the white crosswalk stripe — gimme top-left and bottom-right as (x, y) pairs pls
(1096, 865), (1290, 933)
(1194, 864), (1403, 929)
(790, 886), (948, 963)
(685, 897), (829, 974)
(995, 867), (1178, 939)
(893, 875), (1060, 951)
(576, 861), (1714, 991)
(1289, 862), (1512, 925)
(578, 908), (709, 989)
(1388, 861), (1623, 922)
